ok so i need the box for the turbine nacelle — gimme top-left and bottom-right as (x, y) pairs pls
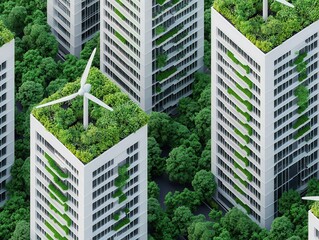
(78, 84), (91, 96)
(36, 48), (113, 130)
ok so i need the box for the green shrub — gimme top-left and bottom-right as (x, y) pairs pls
(239, 143), (250, 156)
(234, 173), (248, 187)
(234, 128), (250, 144)
(113, 218), (130, 231)
(172, 0), (180, 4)
(0, 21), (14, 47)
(234, 184), (245, 195)
(294, 52), (307, 65)
(155, 26), (166, 35)
(311, 202), (319, 218)
(293, 115), (309, 129)
(239, 120), (253, 136)
(156, 27), (181, 45)
(294, 125), (311, 139)
(235, 151), (249, 166)
(298, 69), (308, 81)
(234, 162), (252, 181)
(156, 67), (177, 81)
(156, 0), (166, 5)
(236, 83), (252, 99)
(235, 71), (253, 89)
(115, 31), (127, 44)
(113, 212), (120, 220)
(49, 214), (69, 234)
(236, 106), (251, 122)
(50, 204), (71, 226)
(235, 198), (250, 214)
(114, 8), (126, 20)
(228, 88), (252, 111)
(157, 53), (167, 68)
(294, 85), (309, 107)
(45, 221), (67, 240)
(227, 51), (250, 74)
(45, 153), (68, 178)
(113, 188), (123, 198)
(296, 62), (307, 72)
(119, 194), (127, 203)
(49, 184), (68, 202)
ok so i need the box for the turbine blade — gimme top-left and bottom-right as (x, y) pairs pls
(36, 93), (78, 109)
(84, 93), (114, 111)
(302, 196), (319, 201)
(275, 0), (294, 8)
(81, 48), (97, 87)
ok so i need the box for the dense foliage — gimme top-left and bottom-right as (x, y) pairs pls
(213, 0), (319, 52)
(32, 67), (149, 163)
(0, 20), (13, 46)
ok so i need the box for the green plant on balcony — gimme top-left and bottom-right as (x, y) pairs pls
(234, 162), (252, 181)
(294, 52), (307, 65)
(174, 32), (188, 43)
(156, 0), (166, 5)
(234, 173), (248, 187)
(116, 0), (123, 6)
(45, 153), (68, 179)
(239, 143), (250, 156)
(46, 166), (68, 191)
(298, 69), (308, 82)
(235, 198), (250, 214)
(113, 212), (120, 220)
(234, 184), (245, 195)
(235, 71), (253, 89)
(294, 85), (309, 110)
(296, 61), (307, 73)
(228, 88), (252, 111)
(294, 124), (311, 139)
(156, 27), (181, 45)
(115, 31), (127, 44)
(235, 151), (249, 167)
(227, 50), (250, 74)
(119, 194), (127, 203)
(172, 0), (180, 4)
(236, 106), (251, 122)
(293, 115), (309, 129)
(46, 233), (54, 240)
(157, 53), (167, 68)
(236, 83), (252, 99)
(49, 184), (68, 202)
(234, 128), (250, 144)
(311, 202), (319, 218)
(113, 217), (130, 231)
(155, 25), (166, 35)
(50, 214), (69, 234)
(50, 204), (71, 226)
(114, 8), (126, 20)
(115, 164), (129, 187)
(156, 86), (162, 93)
(124, 208), (130, 214)
(113, 188), (123, 198)
(156, 67), (177, 81)
(239, 120), (253, 136)
(45, 221), (68, 240)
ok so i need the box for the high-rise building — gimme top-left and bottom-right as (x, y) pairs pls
(101, 0), (204, 113)
(0, 23), (14, 207)
(47, 0), (100, 58)
(30, 67), (148, 239)
(211, 2), (319, 229)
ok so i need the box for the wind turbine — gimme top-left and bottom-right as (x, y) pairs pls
(36, 48), (113, 130)
(263, 0), (295, 21)
(302, 196), (319, 201)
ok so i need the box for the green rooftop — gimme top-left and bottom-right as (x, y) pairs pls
(213, 0), (319, 52)
(0, 21), (14, 47)
(32, 67), (148, 163)
(311, 201), (319, 219)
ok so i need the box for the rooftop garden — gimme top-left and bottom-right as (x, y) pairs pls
(32, 67), (149, 163)
(0, 21), (14, 47)
(213, 0), (319, 52)
(311, 201), (319, 218)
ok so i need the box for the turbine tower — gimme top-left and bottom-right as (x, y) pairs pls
(263, 0), (295, 21)
(36, 48), (113, 129)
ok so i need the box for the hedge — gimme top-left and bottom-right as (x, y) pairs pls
(235, 71), (253, 89)
(50, 204), (71, 227)
(156, 67), (177, 81)
(236, 106), (251, 122)
(45, 221), (68, 240)
(234, 173), (248, 187)
(45, 153), (68, 178)
(234, 162), (252, 181)
(234, 128), (250, 144)
(49, 184), (68, 202)
(293, 115), (309, 129)
(236, 83), (252, 99)
(115, 31), (127, 44)
(228, 88), (252, 111)
(294, 125), (311, 139)
(235, 151), (249, 167)
(119, 194), (127, 203)
(156, 27), (181, 45)
(113, 218), (130, 231)
(114, 8), (126, 20)
(227, 50), (250, 74)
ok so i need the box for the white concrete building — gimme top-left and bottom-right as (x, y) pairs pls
(211, 8), (319, 229)
(308, 209), (319, 240)
(0, 37), (14, 207)
(30, 69), (147, 240)
(101, 0), (204, 113)
(47, 0), (100, 58)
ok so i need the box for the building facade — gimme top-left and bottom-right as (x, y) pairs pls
(211, 8), (319, 229)
(30, 116), (147, 240)
(47, 0), (100, 58)
(0, 38), (14, 207)
(101, 0), (204, 113)
(308, 209), (319, 240)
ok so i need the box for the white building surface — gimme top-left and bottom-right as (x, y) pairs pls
(308, 209), (319, 240)
(47, 0), (100, 58)
(30, 69), (147, 240)
(101, 0), (204, 113)
(211, 8), (319, 229)
(0, 38), (14, 207)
